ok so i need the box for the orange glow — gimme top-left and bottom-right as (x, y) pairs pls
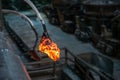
(38, 36), (60, 61)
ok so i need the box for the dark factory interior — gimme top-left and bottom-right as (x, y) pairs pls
(0, 0), (120, 80)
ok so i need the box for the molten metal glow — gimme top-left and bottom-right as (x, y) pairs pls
(39, 36), (60, 61)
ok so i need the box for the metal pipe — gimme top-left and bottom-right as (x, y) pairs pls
(24, 0), (49, 37)
(2, 9), (38, 50)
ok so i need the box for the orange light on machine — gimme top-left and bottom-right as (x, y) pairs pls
(38, 35), (60, 61)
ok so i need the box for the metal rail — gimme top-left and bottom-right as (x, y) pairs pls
(60, 48), (114, 80)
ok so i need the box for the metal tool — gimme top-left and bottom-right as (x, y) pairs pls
(24, 0), (49, 38)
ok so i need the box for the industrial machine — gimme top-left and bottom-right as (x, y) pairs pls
(0, 0), (120, 80)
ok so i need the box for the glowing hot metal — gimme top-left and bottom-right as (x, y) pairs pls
(39, 33), (60, 61)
